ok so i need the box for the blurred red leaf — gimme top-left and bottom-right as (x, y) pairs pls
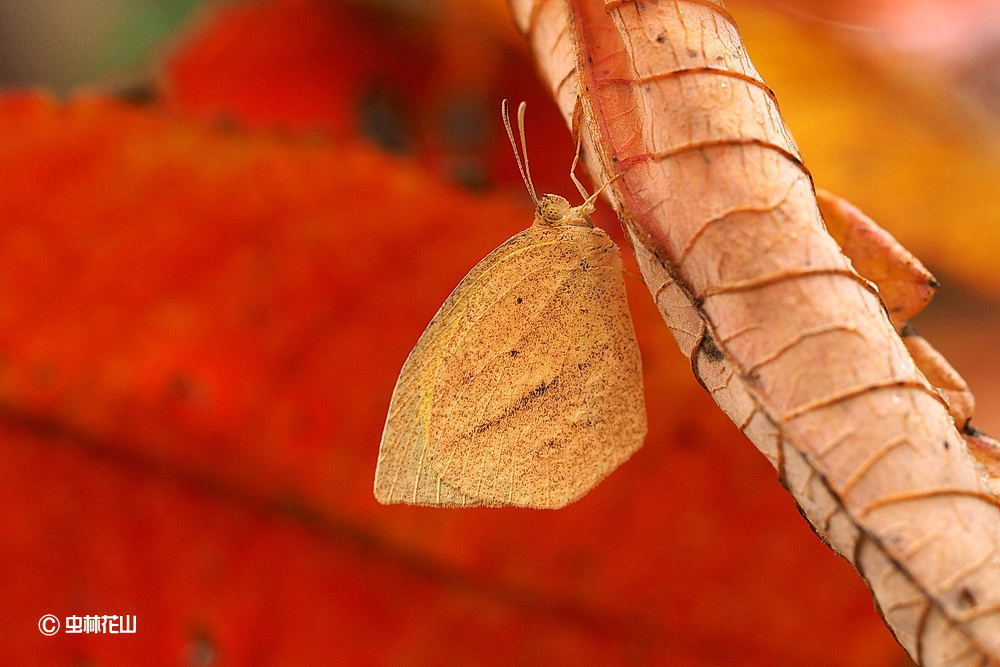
(0, 89), (903, 665)
(164, 0), (575, 193)
(0, 0), (915, 663)
(165, 0), (431, 134)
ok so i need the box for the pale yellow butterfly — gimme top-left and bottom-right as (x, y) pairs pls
(373, 101), (646, 509)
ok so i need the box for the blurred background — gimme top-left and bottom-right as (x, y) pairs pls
(0, 0), (998, 664)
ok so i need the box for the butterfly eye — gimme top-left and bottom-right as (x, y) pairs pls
(537, 194), (570, 222)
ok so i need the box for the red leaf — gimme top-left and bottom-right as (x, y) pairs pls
(0, 90), (904, 664)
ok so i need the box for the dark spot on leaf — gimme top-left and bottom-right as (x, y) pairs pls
(577, 362), (590, 371)
(959, 587), (977, 608)
(687, 49), (699, 58)
(187, 627), (216, 666)
(439, 94), (488, 152)
(357, 82), (412, 155)
(656, 33), (666, 44)
(438, 95), (492, 191)
(579, 308), (589, 313)
(509, 350), (520, 357)
(964, 423), (984, 437)
(516, 297), (523, 304)
(448, 156), (490, 192)
(699, 335), (724, 362)
(168, 375), (195, 399)
(114, 82), (157, 105)
(209, 115), (241, 133)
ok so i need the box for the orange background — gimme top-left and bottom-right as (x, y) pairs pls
(0, 0), (997, 664)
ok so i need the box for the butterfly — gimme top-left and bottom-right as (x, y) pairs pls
(374, 101), (646, 508)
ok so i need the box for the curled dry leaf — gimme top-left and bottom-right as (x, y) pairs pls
(817, 188), (938, 326)
(901, 326), (976, 432)
(510, 0), (1000, 662)
(812, 190), (999, 494)
(899, 326), (1000, 498)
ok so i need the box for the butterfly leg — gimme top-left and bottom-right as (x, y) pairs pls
(569, 132), (590, 201)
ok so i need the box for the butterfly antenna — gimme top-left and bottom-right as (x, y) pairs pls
(502, 99), (538, 205)
(515, 102), (539, 204)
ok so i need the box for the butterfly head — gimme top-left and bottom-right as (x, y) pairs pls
(502, 100), (601, 229)
(536, 193), (593, 227)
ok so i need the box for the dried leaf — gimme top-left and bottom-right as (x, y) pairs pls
(901, 326), (976, 429)
(512, 0), (1000, 662)
(818, 188), (937, 326)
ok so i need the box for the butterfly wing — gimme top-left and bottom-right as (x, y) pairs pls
(374, 223), (646, 508)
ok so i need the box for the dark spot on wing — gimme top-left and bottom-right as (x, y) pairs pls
(472, 377), (560, 434)
(516, 297), (523, 304)
(533, 380), (552, 396)
(656, 33), (666, 44)
(509, 350), (520, 357)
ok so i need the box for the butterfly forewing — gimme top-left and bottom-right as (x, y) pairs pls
(375, 223), (645, 508)
(373, 233), (543, 507)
